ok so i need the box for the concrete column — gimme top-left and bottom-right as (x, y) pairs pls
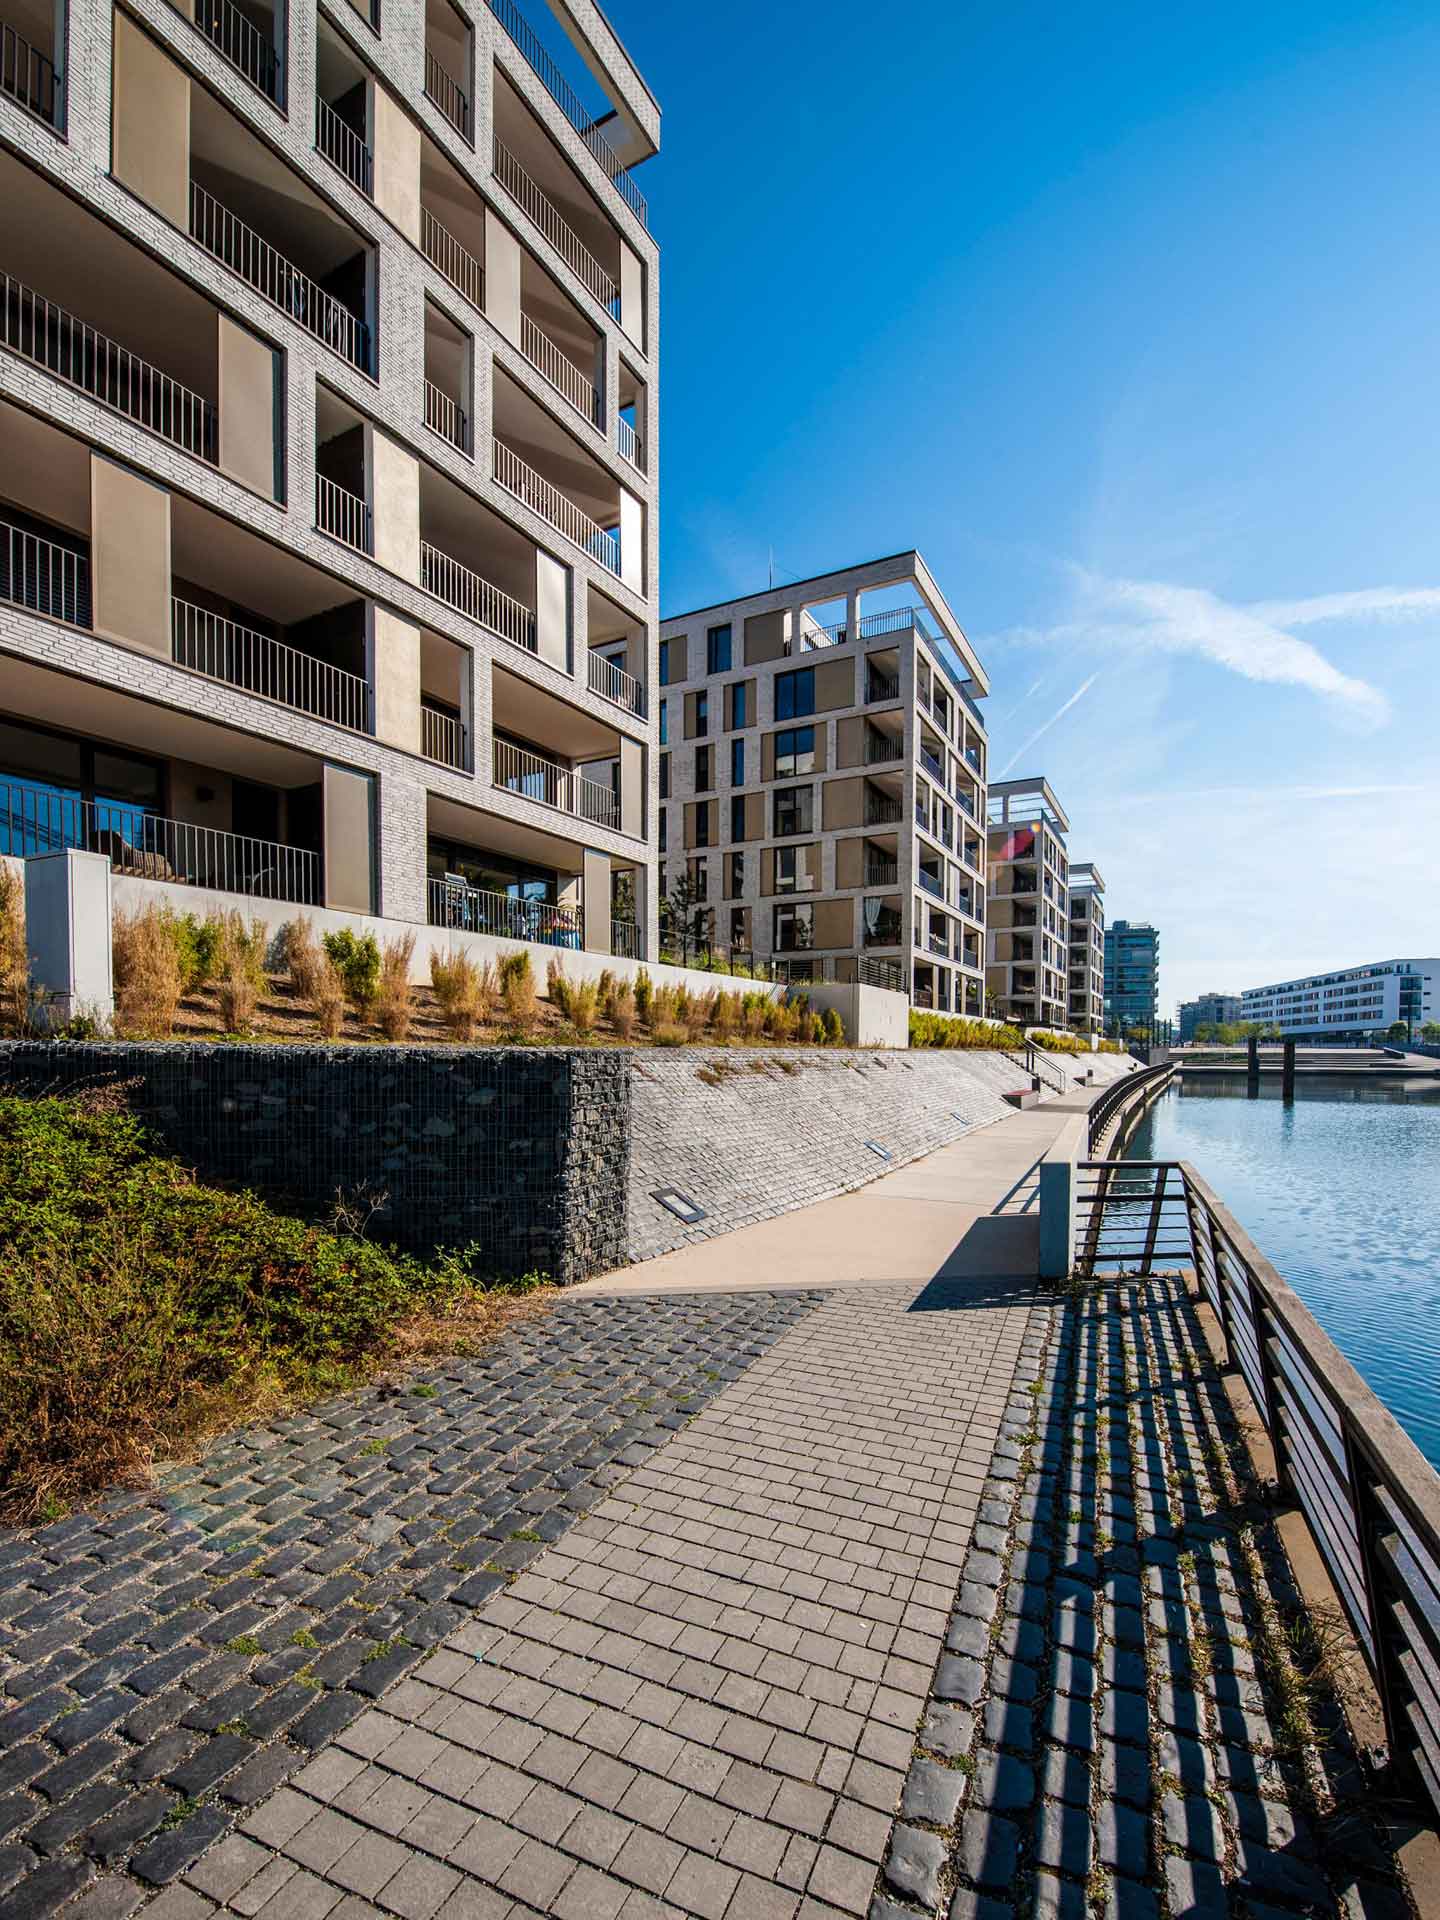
(374, 771), (428, 922)
(619, 736), (643, 841)
(218, 316), (278, 500)
(618, 240), (643, 350)
(582, 848), (611, 955)
(484, 214), (522, 346)
(536, 549), (569, 673)
(111, 13), (189, 227)
(26, 850), (113, 1028)
(371, 81), (421, 245)
(1038, 1115), (1084, 1281)
(369, 607), (422, 755)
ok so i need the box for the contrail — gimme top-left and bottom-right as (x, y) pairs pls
(998, 672), (1100, 776)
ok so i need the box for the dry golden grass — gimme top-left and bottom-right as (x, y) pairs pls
(113, 905), (185, 1038)
(374, 933), (417, 1042)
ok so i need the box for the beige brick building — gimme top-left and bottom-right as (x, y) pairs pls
(0, 0), (660, 953)
(658, 554), (990, 1014)
(985, 775), (1070, 1029)
(1067, 859), (1104, 1036)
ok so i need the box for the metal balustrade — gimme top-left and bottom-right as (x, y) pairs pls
(864, 794), (903, 826)
(586, 647), (644, 715)
(484, 0), (647, 229)
(1, 19), (60, 123)
(492, 137), (620, 316)
(422, 704), (467, 769)
(864, 859), (898, 887)
(420, 205), (484, 312)
(420, 541), (537, 653)
(493, 735), (619, 829)
(493, 438), (620, 574)
(171, 597), (371, 732)
(864, 733), (903, 764)
(917, 870), (944, 900)
(424, 45), (471, 138)
(611, 918), (641, 959)
(0, 516), (90, 627)
(424, 380), (469, 452)
(428, 874), (581, 946)
(0, 776), (319, 902)
(190, 182), (369, 370)
(616, 415), (642, 469)
(316, 96), (372, 194)
(519, 310), (601, 424)
(866, 670), (900, 702)
(316, 474), (372, 554)
(920, 746), (945, 782)
(1, 274), (217, 463)
(195, 0), (281, 101)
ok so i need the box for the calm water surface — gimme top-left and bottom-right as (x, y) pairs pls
(1128, 1079), (1440, 1468)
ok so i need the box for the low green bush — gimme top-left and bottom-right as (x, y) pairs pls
(1031, 1030), (1087, 1054)
(908, 1012), (1024, 1050)
(322, 928), (381, 1010)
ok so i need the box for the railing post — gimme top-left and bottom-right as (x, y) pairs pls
(1341, 1427), (1410, 1779)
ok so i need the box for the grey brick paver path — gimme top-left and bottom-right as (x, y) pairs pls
(166, 1279), (1036, 1918)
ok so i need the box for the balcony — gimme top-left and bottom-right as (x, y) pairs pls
(919, 745), (944, 783)
(492, 135), (620, 318)
(494, 437), (619, 574)
(1, 513), (90, 627)
(587, 647), (644, 716)
(419, 542), (535, 655)
(428, 875), (581, 945)
(423, 702), (467, 770)
(1, 10), (61, 126)
(172, 597), (371, 732)
(865, 858), (898, 888)
(425, 379), (469, 453)
(617, 414), (642, 470)
(2, 273), (218, 465)
(866, 667), (901, 703)
(918, 869), (944, 901)
(316, 96), (372, 195)
(0, 776), (319, 903)
(865, 732), (903, 766)
(612, 917), (640, 959)
(863, 900), (903, 948)
(425, 46), (471, 141)
(493, 735), (618, 831)
(197, 0), (282, 103)
(422, 205), (484, 312)
(520, 310), (601, 427)
(485, 0), (647, 230)
(316, 474), (372, 555)
(865, 792), (903, 827)
(928, 931), (950, 957)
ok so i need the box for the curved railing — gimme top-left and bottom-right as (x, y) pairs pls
(1086, 1059), (1174, 1156)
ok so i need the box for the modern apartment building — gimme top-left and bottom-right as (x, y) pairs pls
(0, 0), (660, 954)
(985, 776), (1070, 1030)
(1240, 959), (1439, 1041)
(1104, 919), (1160, 1030)
(1067, 860), (1104, 1035)
(1178, 991), (1242, 1042)
(658, 554), (990, 1012)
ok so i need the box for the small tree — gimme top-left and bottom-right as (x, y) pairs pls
(1421, 1022), (1440, 1043)
(1386, 1020), (1408, 1043)
(661, 872), (708, 964)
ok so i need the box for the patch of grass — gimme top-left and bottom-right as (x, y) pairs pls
(0, 1093), (555, 1520)
(289, 1629), (319, 1649)
(510, 1528), (542, 1543)
(226, 1635), (264, 1657)
(358, 1438), (389, 1457)
(216, 1718), (251, 1737)
(410, 1383), (439, 1399)
(363, 1635), (407, 1662)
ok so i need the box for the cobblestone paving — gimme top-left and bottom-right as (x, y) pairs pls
(0, 1290), (823, 1918)
(156, 1277), (1034, 1920)
(875, 1276), (1414, 1920)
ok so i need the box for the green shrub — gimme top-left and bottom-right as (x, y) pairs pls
(1031, 1030), (1086, 1055)
(323, 929), (381, 1010)
(822, 1008), (845, 1045)
(908, 1012), (1024, 1051)
(633, 968), (653, 1024)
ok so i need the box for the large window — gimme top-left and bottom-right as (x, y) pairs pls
(659, 751), (670, 798)
(775, 666), (815, 721)
(773, 726), (815, 778)
(0, 719), (164, 860)
(694, 801), (711, 848)
(774, 846), (815, 895)
(658, 639), (670, 685)
(730, 794), (746, 841)
(730, 738), (744, 786)
(726, 850), (744, 897)
(694, 690), (709, 738)
(695, 744), (713, 791)
(773, 902), (814, 952)
(773, 785), (813, 837)
(728, 682), (748, 729)
(706, 623), (732, 674)
(658, 697), (667, 745)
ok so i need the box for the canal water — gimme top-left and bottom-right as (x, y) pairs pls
(1127, 1078), (1440, 1469)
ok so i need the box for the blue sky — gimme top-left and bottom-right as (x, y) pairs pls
(606, 0), (1440, 1014)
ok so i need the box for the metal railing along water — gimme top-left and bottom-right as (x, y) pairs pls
(1087, 1060), (1174, 1156)
(493, 438), (619, 574)
(1, 19), (60, 122)
(316, 96), (372, 193)
(196, 0), (281, 100)
(492, 137), (620, 315)
(519, 310), (601, 424)
(1, 274), (217, 462)
(0, 777), (319, 903)
(316, 475), (372, 554)
(428, 875), (581, 947)
(616, 415), (642, 468)
(420, 206), (484, 312)
(424, 380), (469, 452)
(483, 0), (647, 229)
(0, 516), (90, 627)
(424, 46), (471, 138)
(422, 704), (467, 770)
(190, 182), (369, 369)
(171, 598), (372, 732)
(420, 541), (536, 654)
(493, 736), (618, 830)
(587, 648), (644, 715)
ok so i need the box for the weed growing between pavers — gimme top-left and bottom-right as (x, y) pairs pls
(874, 1275), (1418, 1920)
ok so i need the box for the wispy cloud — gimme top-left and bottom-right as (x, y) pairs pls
(998, 672), (1100, 776)
(1248, 587), (1440, 629)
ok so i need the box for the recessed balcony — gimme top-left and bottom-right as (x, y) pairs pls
(1, 0), (62, 126)
(419, 462), (542, 656)
(492, 428), (619, 576)
(425, 0), (472, 140)
(196, 0), (282, 103)
(1, 510), (90, 629)
(586, 583), (645, 718)
(493, 735), (617, 830)
(421, 144), (486, 314)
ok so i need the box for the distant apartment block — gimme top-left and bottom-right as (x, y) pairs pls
(1178, 991), (1242, 1042)
(1105, 919), (1160, 1030)
(985, 776), (1070, 1030)
(658, 554), (990, 1011)
(1240, 960), (1438, 1041)
(1067, 861), (1104, 1034)
(0, 0), (661, 955)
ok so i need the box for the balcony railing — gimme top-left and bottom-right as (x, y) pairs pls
(1, 19), (60, 124)
(928, 932), (950, 956)
(519, 310), (600, 426)
(420, 541), (537, 654)
(864, 920), (902, 949)
(919, 746), (944, 782)
(611, 918), (641, 959)
(484, 0), (648, 230)
(864, 859), (898, 888)
(196, 0), (281, 102)
(422, 703), (467, 770)
(425, 46), (471, 139)
(866, 670), (900, 703)
(918, 870), (944, 900)
(171, 597), (372, 733)
(587, 648), (645, 716)
(493, 736), (619, 830)
(316, 474), (372, 554)
(864, 794), (902, 827)
(190, 182), (369, 371)
(316, 97), (372, 195)
(428, 875), (581, 947)
(494, 438), (620, 574)
(493, 137), (620, 317)
(617, 415), (642, 469)
(424, 379), (469, 452)
(864, 734), (903, 765)
(1, 274), (218, 464)
(0, 777), (319, 903)
(421, 206), (484, 312)
(1, 516), (90, 627)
